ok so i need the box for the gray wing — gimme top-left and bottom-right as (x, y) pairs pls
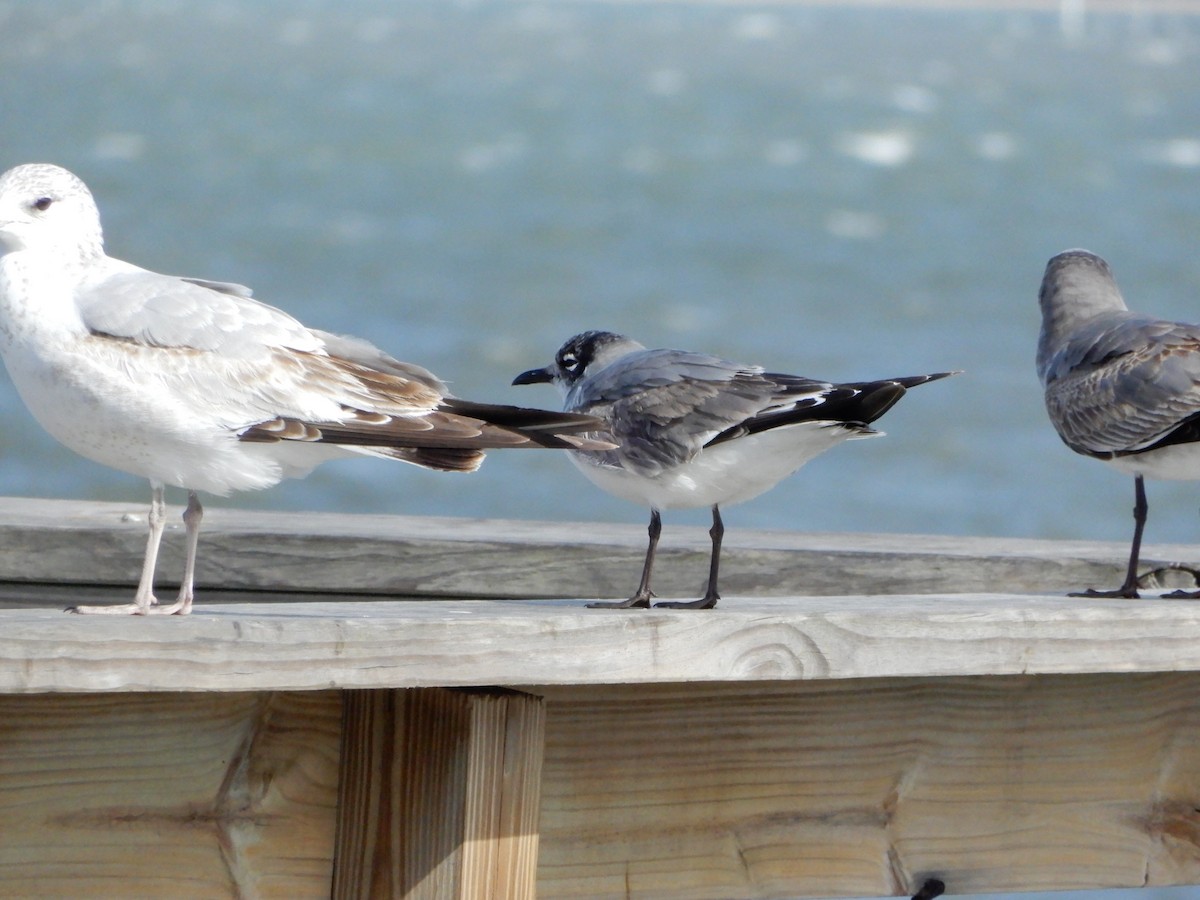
(568, 349), (825, 474)
(1043, 315), (1200, 455)
(75, 264), (321, 357)
(178, 276), (254, 299)
(313, 330), (448, 394)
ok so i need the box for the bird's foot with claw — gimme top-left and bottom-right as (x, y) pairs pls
(67, 593), (191, 615)
(1161, 589), (1200, 600)
(1068, 587), (1140, 600)
(587, 593), (653, 609)
(67, 602), (154, 615)
(655, 594), (719, 610)
(1141, 564), (1200, 599)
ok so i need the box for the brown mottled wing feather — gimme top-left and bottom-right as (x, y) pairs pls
(1045, 330), (1200, 456)
(238, 351), (612, 457)
(74, 271), (609, 462)
(372, 446), (487, 473)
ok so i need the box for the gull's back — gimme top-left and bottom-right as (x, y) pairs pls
(1038, 249), (1200, 460)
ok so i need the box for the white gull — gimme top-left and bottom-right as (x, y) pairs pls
(0, 163), (606, 615)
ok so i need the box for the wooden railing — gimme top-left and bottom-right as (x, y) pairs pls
(0, 497), (1197, 898)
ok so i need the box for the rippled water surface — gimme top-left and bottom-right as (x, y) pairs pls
(2, 1), (1200, 550)
(3, 8), (1200, 898)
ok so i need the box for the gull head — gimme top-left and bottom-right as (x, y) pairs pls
(1036, 249), (1129, 379)
(0, 163), (104, 259)
(1038, 249), (1127, 324)
(513, 330), (646, 398)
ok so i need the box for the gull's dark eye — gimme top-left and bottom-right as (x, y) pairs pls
(558, 351), (579, 372)
(32, 197), (53, 212)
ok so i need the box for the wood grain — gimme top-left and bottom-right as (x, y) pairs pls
(532, 675), (1200, 899)
(0, 691), (341, 898)
(0, 496), (1198, 602)
(332, 690), (394, 900)
(459, 690), (545, 900)
(0, 595), (1199, 693)
(1, 497), (1198, 898)
(333, 688), (544, 900)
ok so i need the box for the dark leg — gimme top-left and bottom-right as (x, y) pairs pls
(1071, 474), (1146, 599)
(588, 509), (661, 609)
(656, 504), (721, 610)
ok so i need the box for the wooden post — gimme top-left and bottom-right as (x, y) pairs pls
(333, 688), (545, 900)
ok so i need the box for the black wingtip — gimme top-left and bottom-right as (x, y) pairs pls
(832, 370), (958, 426)
(895, 370), (961, 388)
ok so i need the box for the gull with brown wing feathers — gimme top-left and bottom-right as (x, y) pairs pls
(0, 163), (608, 615)
(1038, 249), (1200, 598)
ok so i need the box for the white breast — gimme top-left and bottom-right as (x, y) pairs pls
(572, 421), (874, 510)
(1105, 443), (1200, 482)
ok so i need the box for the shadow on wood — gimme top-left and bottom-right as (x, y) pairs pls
(333, 688), (544, 900)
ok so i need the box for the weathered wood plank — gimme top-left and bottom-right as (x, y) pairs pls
(0, 496), (1197, 601)
(1, 677), (1195, 899)
(458, 690), (545, 900)
(0, 595), (1199, 693)
(0, 691), (341, 898)
(332, 691), (393, 900)
(1, 497), (1196, 899)
(532, 675), (1200, 899)
(332, 688), (544, 900)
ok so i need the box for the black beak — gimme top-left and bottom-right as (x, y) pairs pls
(512, 366), (554, 386)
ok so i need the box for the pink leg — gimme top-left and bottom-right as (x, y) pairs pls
(69, 482), (166, 615)
(151, 491), (202, 616)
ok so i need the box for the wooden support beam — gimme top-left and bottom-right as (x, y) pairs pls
(1, 496), (1199, 602)
(0, 691), (341, 898)
(0, 676), (1194, 898)
(2, 595), (1200, 693)
(0, 498), (1196, 898)
(533, 675), (1200, 899)
(333, 688), (545, 900)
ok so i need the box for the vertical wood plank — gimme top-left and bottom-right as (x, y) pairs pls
(333, 689), (397, 899)
(397, 687), (471, 897)
(460, 691), (546, 899)
(333, 688), (545, 900)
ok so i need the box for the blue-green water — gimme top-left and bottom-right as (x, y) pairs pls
(3, 7), (1200, 900)
(3, 1), (1200, 550)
